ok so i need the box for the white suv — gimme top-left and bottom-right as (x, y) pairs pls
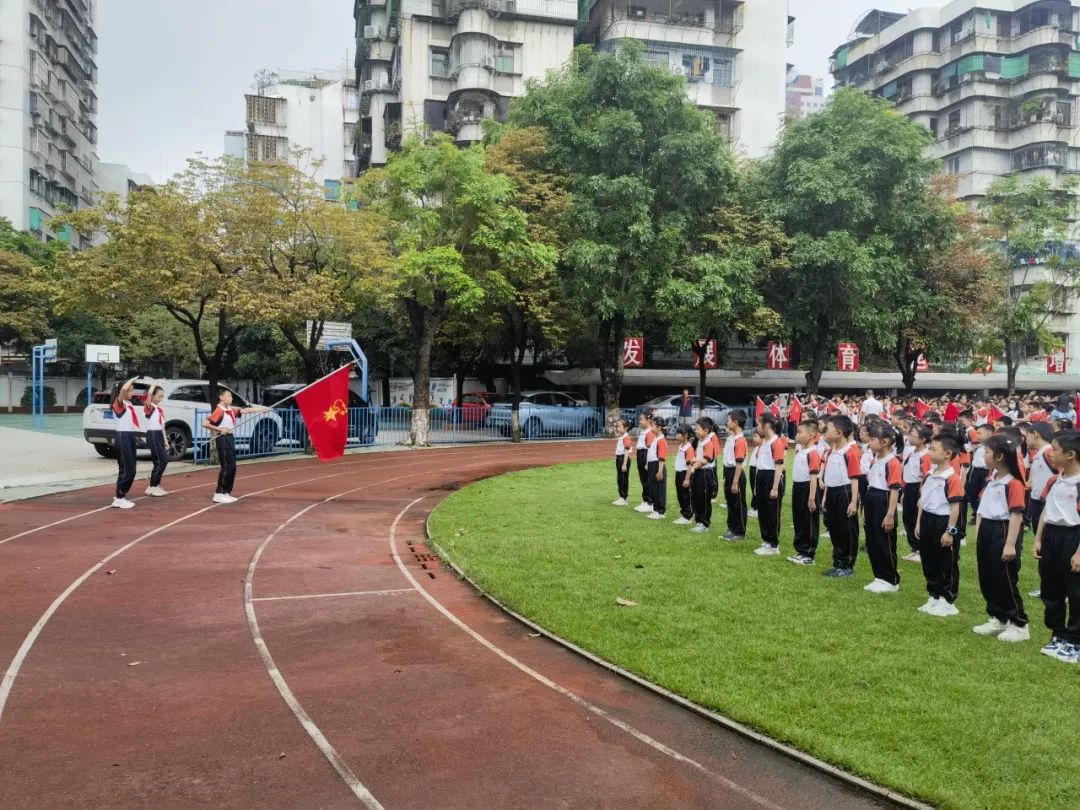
(82, 378), (284, 461)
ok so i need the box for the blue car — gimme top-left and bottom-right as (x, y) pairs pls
(484, 391), (601, 438)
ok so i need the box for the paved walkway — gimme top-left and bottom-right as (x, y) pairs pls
(0, 444), (901, 809)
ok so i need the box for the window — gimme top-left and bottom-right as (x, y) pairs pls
(947, 109), (961, 134)
(997, 13), (1011, 37)
(323, 179), (341, 201)
(682, 54), (710, 81)
(928, 116), (939, 137)
(28, 207), (45, 231)
(1013, 144), (1064, 170)
(945, 155), (961, 174)
(424, 99), (447, 132)
(169, 386), (207, 403)
(430, 48), (449, 78)
(713, 57), (734, 87)
(643, 50), (668, 71)
(495, 42), (516, 74)
(932, 31), (940, 52)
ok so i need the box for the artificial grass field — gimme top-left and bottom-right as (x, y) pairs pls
(429, 458), (1077, 810)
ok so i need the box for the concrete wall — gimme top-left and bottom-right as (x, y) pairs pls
(0, 0), (30, 230)
(736, 0), (790, 157)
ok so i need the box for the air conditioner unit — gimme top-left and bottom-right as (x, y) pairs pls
(362, 24), (381, 40)
(363, 79), (375, 92)
(482, 56), (495, 69)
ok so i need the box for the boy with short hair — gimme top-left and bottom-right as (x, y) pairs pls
(821, 415), (863, 577)
(788, 419), (822, 565)
(722, 410), (748, 540)
(204, 389), (271, 504)
(633, 412), (655, 513)
(753, 413), (787, 556)
(672, 425), (696, 526)
(915, 435), (965, 617)
(1023, 422), (1057, 532)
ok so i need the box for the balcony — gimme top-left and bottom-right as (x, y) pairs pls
(874, 51), (941, 86)
(685, 79), (737, 109)
(360, 75), (395, 95)
(594, 8), (740, 49)
(1009, 24), (1075, 54)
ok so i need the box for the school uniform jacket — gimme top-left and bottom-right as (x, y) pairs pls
(111, 400), (141, 432)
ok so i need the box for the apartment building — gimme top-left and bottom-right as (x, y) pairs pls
(236, 69), (361, 194)
(352, 0), (577, 169)
(786, 72), (827, 119)
(830, 0), (1080, 366)
(578, 0), (794, 157)
(0, 0), (99, 245)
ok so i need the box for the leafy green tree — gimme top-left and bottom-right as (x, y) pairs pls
(0, 218), (62, 348)
(979, 174), (1079, 393)
(353, 134), (552, 446)
(505, 42), (737, 429)
(757, 88), (943, 392)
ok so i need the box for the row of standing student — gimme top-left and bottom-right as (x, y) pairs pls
(108, 379), (269, 509)
(612, 408), (1080, 664)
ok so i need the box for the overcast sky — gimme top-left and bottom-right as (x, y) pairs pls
(96, 0), (920, 182)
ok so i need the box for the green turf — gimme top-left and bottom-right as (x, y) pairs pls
(0, 413), (84, 437)
(429, 459), (1076, 810)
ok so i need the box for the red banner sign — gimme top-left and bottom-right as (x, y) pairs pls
(693, 339), (718, 369)
(837, 342), (860, 372)
(623, 337), (644, 369)
(766, 341), (791, 370)
(1047, 348), (1067, 375)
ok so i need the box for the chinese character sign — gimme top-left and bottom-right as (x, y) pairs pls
(837, 342), (860, 372)
(623, 337), (644, 369)
(1047, 348), (1067, 375)
(766, 342), (791, 370)
(692, 339), (718, 369)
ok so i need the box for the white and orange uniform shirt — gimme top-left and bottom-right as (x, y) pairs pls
(722, 432), (747, 469)
(754, 435), (786, 474)
(1028, 445), (1056, 503)
(208, 405), (241, 433)
(977, 472), (1026, 521)
(615, 431), (633, 459)
(636, 427), (653, 454)
(143, 402), (165, 434)
(919, 466), (965, 516)
(903, 448), (932, 485)
(675, 441), (695, 473)
(111, 399), (141, 433)
(647, 434), (667, 464)
(791, 445), (821, 484)
(1040, 473), (1080, 527)
(867, 453), (903, 493)
(822, 441), (863, 491)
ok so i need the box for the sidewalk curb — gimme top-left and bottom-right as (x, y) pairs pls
(425, 511), (932, 810)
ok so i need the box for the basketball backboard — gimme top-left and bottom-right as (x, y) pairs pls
(85, 344), (120, 364)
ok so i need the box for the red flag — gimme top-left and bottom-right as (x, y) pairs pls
(770, 401), (781, 418)
(943, 401), (960, 423)
(755, 396), (765, 423)
(294, 365), (352, 462)
(988, 404), (1005, 422)
(915, 399), (929, 419)
(789, 397), (803, 424)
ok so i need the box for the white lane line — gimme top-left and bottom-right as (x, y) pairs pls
(0, 457), (342, 547)
(389, 497), (785, 810)
(252, 589), (415, 603)
(0, 451), (473, 724)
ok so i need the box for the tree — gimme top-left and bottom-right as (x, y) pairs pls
(757, 88), (942, 392)
(505, 43), (737, 430)
(979, 174), (1079, 394)
(659, 204), (786, 408)
(353, 134), (551, 446)
(484, 125), (570, 439)
(0, 218), (62, 349)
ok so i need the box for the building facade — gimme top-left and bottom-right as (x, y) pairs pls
(830, 0), (1080, 369)
(579, 0), (794, 157)
(786, 72), (827, 119)
(95, 162), (153, 204)
(352, 0), (577, 170)
(238, 69), (361, 193)
(0, 0), (99, 245)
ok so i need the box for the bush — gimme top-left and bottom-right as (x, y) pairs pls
(20, 385), (57, 408)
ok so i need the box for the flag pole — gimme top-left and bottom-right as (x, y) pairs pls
(223, 361), (359, 436)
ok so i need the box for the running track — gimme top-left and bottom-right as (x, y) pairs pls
(0, 443), (898, 809)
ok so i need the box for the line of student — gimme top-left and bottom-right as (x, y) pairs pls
(108, 379), (269, 509)
(612, 406), (1080, 665)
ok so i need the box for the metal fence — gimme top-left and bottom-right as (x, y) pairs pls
(192, 405), (615, 463)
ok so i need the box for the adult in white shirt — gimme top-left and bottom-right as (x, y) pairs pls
(861, 390), (884, 419)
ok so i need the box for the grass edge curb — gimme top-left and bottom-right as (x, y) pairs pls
(425, 506), (934, 810)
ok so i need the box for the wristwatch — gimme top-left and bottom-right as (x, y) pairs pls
(947, 526), (959, 536)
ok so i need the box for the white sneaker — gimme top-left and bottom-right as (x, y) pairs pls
(145, 486), (167, 497)
(224, 494), (239, 503)
(936, 600), (959, 617)
(754, 545), (780, 556)
(111, 497), (135, 509)
(747, 509), (759, 519)
(212, 493), (233, 504)
(691, 524), (708, 533)
(612, 498), (629, 506)
(917, 597), (938, 614)
(717, 502), (727, 509)
(634, 502), (653, 513)
(973, 618), (1008, 636)
(903, 551), (922, 563)
(1029, 589), (1041, 598)
(864, 579), (898, 593)
(998, 623), (1030, 643)
(647, 512), (665, 520)
(672, 517), (692, 525)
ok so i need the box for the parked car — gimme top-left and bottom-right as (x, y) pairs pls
(443, 391), (498, 426)
(261, 384), (378, 447)
(634, 395), (732, 436)
(484, 391), (602, 438)
(83, 378), (284, 461)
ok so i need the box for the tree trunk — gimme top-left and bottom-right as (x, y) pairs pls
(1005, 338), (1018, 396)
(894, 337), (917, 393)
(804, 324), (828, 394)
(409, 312), (439, 447)
(598, 314), (626, 437)
(692, 339), (709, 418)
(279, 323), (320, 384)
(511, 355), (523, 443)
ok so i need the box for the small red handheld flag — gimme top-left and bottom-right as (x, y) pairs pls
(755, 396), (765, 423)
(915, 399), (930, 419)
(943, 401), (960, 423)
(295, 365), (353, 462)
(988, 404), (1005, 422)
(789, 396), (803, 424)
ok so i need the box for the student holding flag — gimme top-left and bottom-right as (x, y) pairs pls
(204, 390), (272, 504)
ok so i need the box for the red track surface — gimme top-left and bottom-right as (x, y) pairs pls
(0, 443), (895, 809)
